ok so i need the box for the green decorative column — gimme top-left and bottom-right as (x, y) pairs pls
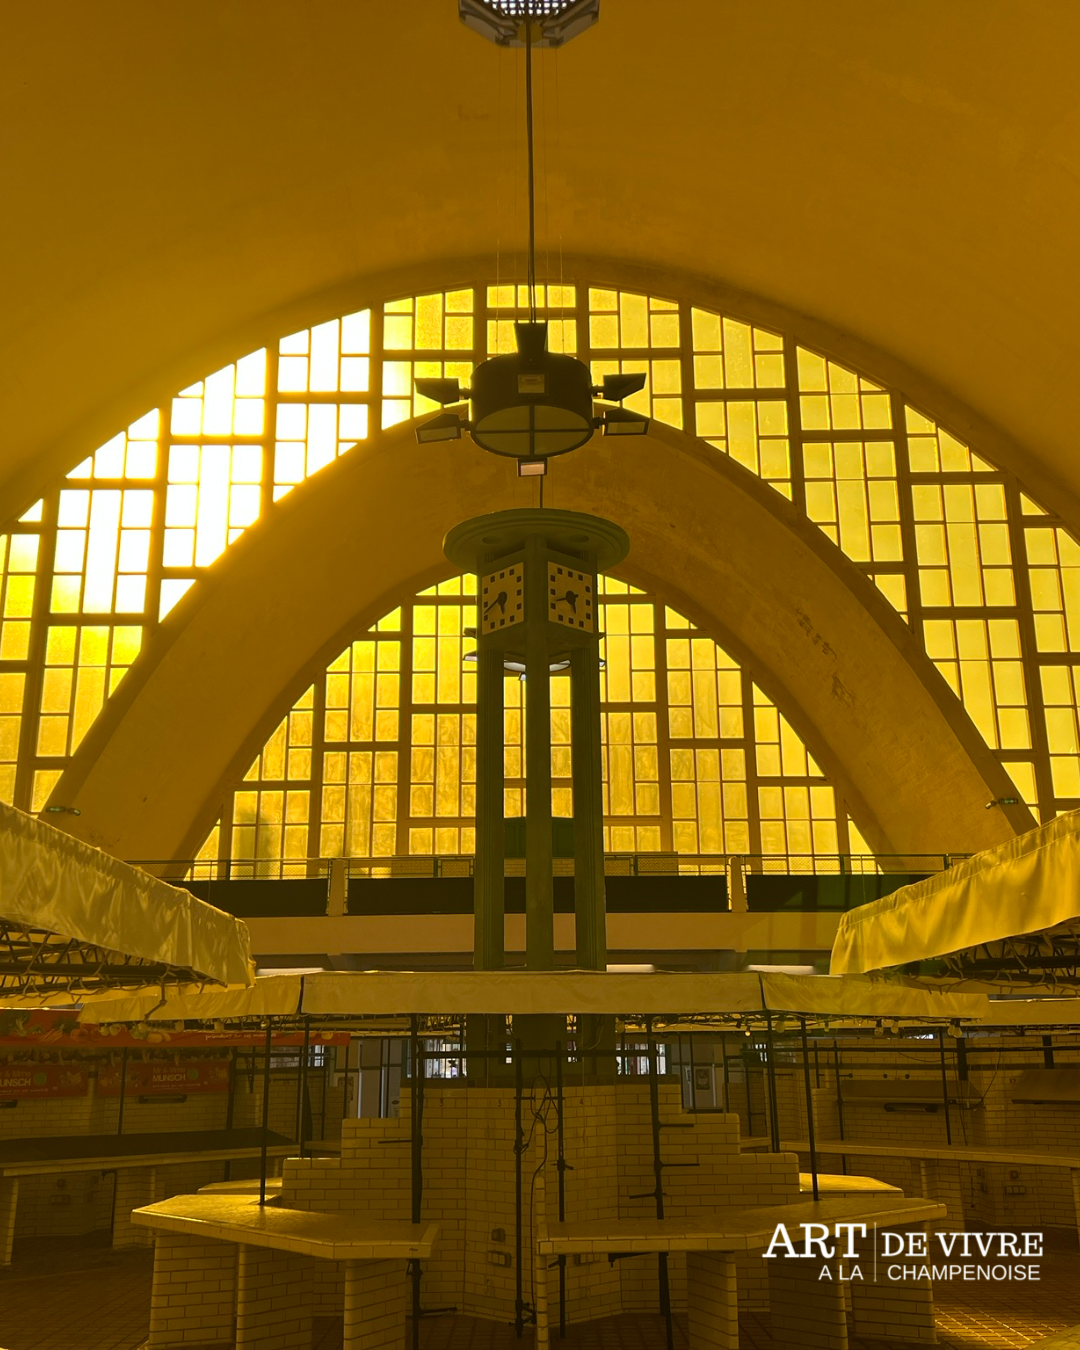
(444, 508), (629, 971)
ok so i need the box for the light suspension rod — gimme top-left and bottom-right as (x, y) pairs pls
(524, 17), (537, 322)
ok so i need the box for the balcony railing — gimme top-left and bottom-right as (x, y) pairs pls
(131, 852), (964, 884)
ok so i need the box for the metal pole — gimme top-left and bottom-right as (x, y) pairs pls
(115, 1046), (128, 1136)
(524, 533), (554, 969)
(555, 1040), (567, 1339)
(223, 1047), (237, 1181)
(570, 641), (607, 969)
(763, 1014), (781, 1153)
(514, 1038), (524, 1338)
(688, 1034), (697, 1111)
(721, 1032), (731, 1113)
(474, 646), (506, 969)
(320, 1044), (329, 1139)
(939, 1029), (953, 1146)
(799, 1019), (819, 1201)
(298, 1018), (310, 1157)
(645, 1017), (674, 1350)
(259, 1021), (273, 1206)
(832, 1038), (847, 1175)
(410, 1016), (423, 1350)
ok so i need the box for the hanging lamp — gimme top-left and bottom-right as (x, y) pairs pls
(415, 0), (649, 472)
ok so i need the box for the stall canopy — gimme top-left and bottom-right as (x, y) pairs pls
(831, 811), (1080, 984)
(76, 968), (985, 1028)
(982, 999), (1080, 1027)
(77, 974), (301, 1023)
(0, 801), (252, 997)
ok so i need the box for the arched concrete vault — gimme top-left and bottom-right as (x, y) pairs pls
(54, 422), (1031, 862)
(4, 3), (1080, 535)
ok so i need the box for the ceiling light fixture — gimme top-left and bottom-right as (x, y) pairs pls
(459, 0), (599, 50)
(420, 1), (648, 465)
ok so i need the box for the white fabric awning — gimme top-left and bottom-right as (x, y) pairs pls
(76, 974), (301, 1023)
(830, 811), (1080, 976)
(983, 999), (1080, 1027)
(757, 972), (985, 1021)
(65, 969), (988, 1026)
(0, 801), (252, 992)
(298, 970), (986, 1021)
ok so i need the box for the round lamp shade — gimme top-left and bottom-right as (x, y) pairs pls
(470, 349), (594, 460)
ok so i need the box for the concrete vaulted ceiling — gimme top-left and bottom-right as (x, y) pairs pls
(3, 0), (1080, 531)
(56, 425), (1028, 861)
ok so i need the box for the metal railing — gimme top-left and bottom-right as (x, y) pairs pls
(132, 858), (333, 883)
(131, 851), (963, 885)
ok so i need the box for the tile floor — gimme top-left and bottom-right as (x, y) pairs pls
(1, 1233), (1078, 1350)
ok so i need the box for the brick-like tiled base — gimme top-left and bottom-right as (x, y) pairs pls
(3, 1236), (1080, 1350)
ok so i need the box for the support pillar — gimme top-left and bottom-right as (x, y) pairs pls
(686, 1251), (739, 1350)
(445, 509), (629, 976)
(1072, 1170), (1080, 1249)
(343, 1258), (407, 1350)
(849, 1224), (936, 1344)
(237, 1244), (316, 1349)
(0, 1176), (18, 1266)
(768, 1251), (848, 1350)
(113, 1166), (160, 1248)
(570, 644), (606, 969)
(524, 534), (554, 969)
(474, 645), (505, 971)
(147, 1231), (236, 1348)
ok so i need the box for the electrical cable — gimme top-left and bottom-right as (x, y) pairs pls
(524, 18), (537, 323)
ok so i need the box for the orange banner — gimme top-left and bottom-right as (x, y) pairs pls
(0, 1064), (89, 1099)
(97, 1060), (231, 1096)
(0, 1010), (349, 1049)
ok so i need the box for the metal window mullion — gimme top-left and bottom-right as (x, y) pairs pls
(790, 428), (899, 444)
(676, 300), (696, 443)
(307, 662), (328, 872)
(397, 600), (416, 857)
(741, 666), (763, 859)
(370, 306), (388, 441)
(890, 389), (925, 641)
(782, 335), (807, 515)
(14, 492), (59, 811)
(141, 410), (170, 632)
(260, 345), (281, 521)
(1003, 473), (1054, 819)
(654, 601), (675, 852)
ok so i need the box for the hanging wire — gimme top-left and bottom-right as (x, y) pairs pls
(495, 30), (503, 308)
(524, 18), (537, 322)
(553, 42), (564, 296)
(538, 28), (552, 321)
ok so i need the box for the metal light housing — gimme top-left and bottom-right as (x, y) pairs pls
(599, 406), (651, 436)
(459, 0), (599, 48)
(468, 321), (595, 461)
(415, 410), (469, 444)
(595, 371), (647, 403)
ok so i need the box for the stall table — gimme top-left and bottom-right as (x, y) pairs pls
(134, 1192), (438, 1350)
(537, 1194), (945, 1350)
(0, 1128), (296, 1264)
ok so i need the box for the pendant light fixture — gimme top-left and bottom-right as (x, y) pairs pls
(415, 0), (650, 471)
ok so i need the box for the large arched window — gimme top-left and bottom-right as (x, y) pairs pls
(2, 275), (1075, 839)
(193, 576), (863, 877)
